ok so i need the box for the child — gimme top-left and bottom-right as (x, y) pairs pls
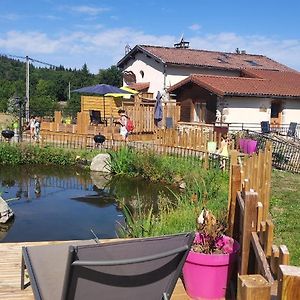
(34, 116), (41, 142)
(117, 109), (129, 142)
(218, 134), (229, 170)
(29, 116), (36, 139)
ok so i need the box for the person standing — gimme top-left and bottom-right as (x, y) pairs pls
(34, 116), (41, 142)
(217, 134), (229, 170)
(117, 109), (128, 142)
(29, 116), (36, 139)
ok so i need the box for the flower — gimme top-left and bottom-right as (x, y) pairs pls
(191, 208), (234, 254)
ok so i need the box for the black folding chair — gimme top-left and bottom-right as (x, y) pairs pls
(21, 233), (194, 300)
(261, 121), (270, 134)
(287, 122), (297, 138)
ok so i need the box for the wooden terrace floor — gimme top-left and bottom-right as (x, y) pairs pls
(0, 240), (191, 300)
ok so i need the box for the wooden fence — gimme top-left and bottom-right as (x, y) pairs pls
(238, 131), (300, 174)
(41, 100), (180, 136)
(155, 127), (218, 150)
(228, 142), (300, 299)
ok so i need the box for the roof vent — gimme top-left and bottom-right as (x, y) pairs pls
(174, 36), (190, 49)
(235, 48), (246, 54)
(125, 44), (132, 55)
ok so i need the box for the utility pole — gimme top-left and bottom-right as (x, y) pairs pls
(68, 82), (71, 100)
(25, 56), (30, 121)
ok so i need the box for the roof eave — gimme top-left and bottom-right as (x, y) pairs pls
(224, 93), (300, 99)
(117, 45), (165, 69)
(168, 75), (225, 97)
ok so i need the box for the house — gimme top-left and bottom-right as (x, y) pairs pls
(117, 43), (294, 96)
(117, 43), (300, 127)
(168, 69), (300, 127)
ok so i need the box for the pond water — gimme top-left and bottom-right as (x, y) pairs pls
(0, 165), (177, 242)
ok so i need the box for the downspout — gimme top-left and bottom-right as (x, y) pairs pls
(217, 96), (224, 126)
(163, 64), (167, 93)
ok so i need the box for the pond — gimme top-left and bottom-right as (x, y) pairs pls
(0, 165), (177, 242)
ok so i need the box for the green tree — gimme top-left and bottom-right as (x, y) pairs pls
(96, 65), (122, 87)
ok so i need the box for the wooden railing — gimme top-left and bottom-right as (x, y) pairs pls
(155, 128), (218, 151)
(228, 142), (300, 299)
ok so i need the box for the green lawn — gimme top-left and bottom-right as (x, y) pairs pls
(271, 170), (300, 266)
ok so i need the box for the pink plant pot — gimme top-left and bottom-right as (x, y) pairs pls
(246, 139), (257, 154)
(239, 138), (246, 153)
(182, 235), (239, 299)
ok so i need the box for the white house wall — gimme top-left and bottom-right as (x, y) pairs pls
(122, 52), (164, 94)
(222, 97), (300, 127)
(282, 99), (300, 124)
(223, 97), (270, 125)
(166, 66), (239, 90)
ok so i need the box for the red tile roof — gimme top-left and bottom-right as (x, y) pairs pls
(118, 45), (295, 72)
(168, 69), (300, 98)
(128, 82), (150, 91)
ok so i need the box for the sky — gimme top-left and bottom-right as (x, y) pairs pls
(0, 0), (300, 74)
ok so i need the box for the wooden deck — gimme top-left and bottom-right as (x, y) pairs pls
(0, 240), (190, 300)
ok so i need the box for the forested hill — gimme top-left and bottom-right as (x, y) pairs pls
(0, 55), (122, 116)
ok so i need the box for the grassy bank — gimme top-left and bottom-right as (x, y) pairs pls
(271, 170), (300, 265)
(111, 147), (300, 266)
(110, 147), (229, 238)
(0, 143), (99, 166)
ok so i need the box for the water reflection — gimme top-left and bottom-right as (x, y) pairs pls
(0, 165), (178, 242)
(0, 219), (14, 240)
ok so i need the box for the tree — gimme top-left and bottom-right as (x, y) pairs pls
(96, 65), (122, 87)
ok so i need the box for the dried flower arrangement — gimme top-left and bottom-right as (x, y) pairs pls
(190, 189), (234, 255)
(191, 208), (234, 254)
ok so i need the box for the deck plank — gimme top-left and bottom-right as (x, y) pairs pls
(0, 240), (191, 299)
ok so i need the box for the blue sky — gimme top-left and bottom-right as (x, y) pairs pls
(1, 0), (300, 73)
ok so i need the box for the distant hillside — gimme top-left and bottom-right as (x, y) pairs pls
(0, 56), (122, 117)
(0, 55), (98, 115)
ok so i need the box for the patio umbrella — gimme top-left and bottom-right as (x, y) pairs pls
(72, 84), (131, 117)
(120, 86), (139, 94)
(72, 84), (130, 95)
(154, 91), (163, 122)
(105, 86), (138, 99)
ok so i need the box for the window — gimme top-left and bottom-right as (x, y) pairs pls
(194, 102), (206, 123)
(216, 57), (229, 64)
(140, 70), (144, 78)
(244, 60), (261, 67)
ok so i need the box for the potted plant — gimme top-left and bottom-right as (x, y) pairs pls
(182, 207), (239, 299)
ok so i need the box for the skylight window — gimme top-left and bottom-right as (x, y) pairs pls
(216, 57), (229, 64)
(245, 60), (261, 67)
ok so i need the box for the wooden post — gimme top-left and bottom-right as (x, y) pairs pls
(264, 219), (274, 257)
(227, 164), (241, 236)
(278, 265), (300, 300)
(263, 141), (272, 220)
(256, 202), (263, 232)
(203, 151), (209, 170)
(250, 232), (274, 283)
(237, 274), (271, 300)
(279, 245), (290, 267)
(240, 191), (259, 275)
(228, 150), (238, 205)
(54, 111), (62, 125)
(270, 245), (279, 277)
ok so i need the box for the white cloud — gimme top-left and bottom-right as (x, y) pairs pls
(0, 13), (20, 21)
(189, 24), (201, 31)
(0, 31), (61, 53)
(1, 29), (300, 73)
(68, 5), (110, 16)
(42, 15), (62, 21)
(189, 32), (300, 70)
